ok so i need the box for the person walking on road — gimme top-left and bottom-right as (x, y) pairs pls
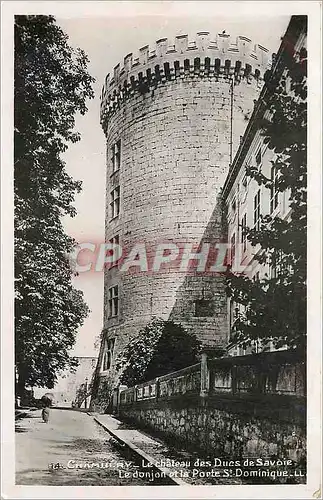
(40, 394), (53, 423)
(41, 406), (50, 423)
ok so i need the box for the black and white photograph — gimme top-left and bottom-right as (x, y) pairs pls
(1, 1), (322, 498)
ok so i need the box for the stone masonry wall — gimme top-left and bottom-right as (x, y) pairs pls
(103, 79), (262, 355)
(116, 350), (306, 472)
(119, 398), (306, 467)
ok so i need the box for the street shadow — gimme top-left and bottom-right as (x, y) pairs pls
(15, 412), (28, 421)
(113, 421), (134, 430)
(15, 426), (29, 433)
(53, 406), (90, 413)
(55, 437), (110, 455)
(15, 410), (44, 433)
(15, 433), (155, 486)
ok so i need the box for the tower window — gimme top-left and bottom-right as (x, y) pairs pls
(110, 234), (120, 245)
(194, 299), (214, 317)
(110, 139), (121, 173)
(253, 189), (261, 231)
(108, 285), (119, 318)
(102, 338), (115, 371)
(110, 186), (120, 219)
(108, 235), (120, 268)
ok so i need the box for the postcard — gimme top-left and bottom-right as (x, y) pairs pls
(1, 1), (322, 498)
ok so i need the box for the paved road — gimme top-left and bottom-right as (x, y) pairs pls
(15, 408), (151, 486)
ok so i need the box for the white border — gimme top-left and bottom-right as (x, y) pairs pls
(1, 1), (322, 499)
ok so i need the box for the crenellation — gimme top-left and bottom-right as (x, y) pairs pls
(208, 39), (219, 51)
(139, 45), (149, 65)
(132, 57), (140, 67)
(166, 44), (176, 54)
(175, 34), (188, 53)
(100, 32), (270, 128)
(186, 40), (196, 51)
(113, 63), (120, 81)
(148, 50), (157, 60)
(156, 37), (168, 57)
(124, 52), (133, 71)
(218, 32), (230, 54)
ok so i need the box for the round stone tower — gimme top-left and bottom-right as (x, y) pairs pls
(96, 31), (270, 402)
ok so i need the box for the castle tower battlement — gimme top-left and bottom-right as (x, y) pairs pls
(100, 32), (270, 130)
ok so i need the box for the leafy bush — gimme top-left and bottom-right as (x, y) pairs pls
(116, 318), (201, 387)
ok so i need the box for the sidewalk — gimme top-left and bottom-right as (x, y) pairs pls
(91, 413), (189, 485)
(90, 413), (242, 486)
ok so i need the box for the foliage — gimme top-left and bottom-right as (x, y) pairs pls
(116, 318), (202, 386)
(75, 379), (92, 407)
(41, 394), (54, 407)
(225, 33), (307, 351)
(14, 15), (94, 394)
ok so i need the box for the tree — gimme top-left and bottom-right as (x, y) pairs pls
(225, 28), (307, 352)
(115, 318), (202, 386)
(14, 15), (94, 395)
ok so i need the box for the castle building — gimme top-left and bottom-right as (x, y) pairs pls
(92, 31), (271, 409)
(222, 16), (307, 356)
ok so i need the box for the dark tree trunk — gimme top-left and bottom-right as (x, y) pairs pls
(16, 371), (26, 399)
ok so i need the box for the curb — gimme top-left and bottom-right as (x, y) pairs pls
(93, 416), (187, 486)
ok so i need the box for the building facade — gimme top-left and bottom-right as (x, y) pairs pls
(91, 31), (272, 409)
(222, 16), (307, 356)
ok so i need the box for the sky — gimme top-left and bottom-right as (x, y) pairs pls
(55, 5), (291, 357)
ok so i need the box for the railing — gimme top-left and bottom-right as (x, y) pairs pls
(208, 349), (305, 397)
(158, 363), (201, 398)
(119, 363), (201, 406)
(118, 349), (305, 409)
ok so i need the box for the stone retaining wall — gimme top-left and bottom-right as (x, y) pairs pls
(117, 350), (306, 470)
